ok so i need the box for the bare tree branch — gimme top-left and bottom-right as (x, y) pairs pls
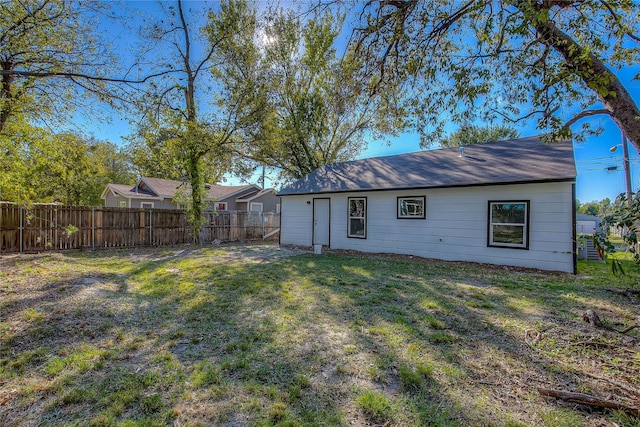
(563, 109), (612, 128)
(0, 69), (179, 84)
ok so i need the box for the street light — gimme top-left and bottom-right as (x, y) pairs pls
(609, 133), (633, 207)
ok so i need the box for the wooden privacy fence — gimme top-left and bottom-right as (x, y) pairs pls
(0, 203), (280, 253)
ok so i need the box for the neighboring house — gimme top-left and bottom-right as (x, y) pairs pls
(277, 136), (577, 273)
(576, 214), (602, 235)
(101, 177), (280, 212)
(576, 214), (603, 262)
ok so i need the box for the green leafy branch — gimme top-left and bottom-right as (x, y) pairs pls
(594, 191), (640, 277)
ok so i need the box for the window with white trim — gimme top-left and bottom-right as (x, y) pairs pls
(397, 196), (425, 219)
(488, 201), (529, 249)
(250, 202), (263, 212)
(141, 202), (154, 209)
(348, 197), (367, 238)
(215, 202), (227, 211)
(119, 201), (127, 208)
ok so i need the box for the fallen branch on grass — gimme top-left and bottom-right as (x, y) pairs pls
(619, 324), (639, 334)
(605, 287), (640, 304)
(581, 371), (640, 398)
(582, 309), (612, 330)
(538, 388), (639, 416)
(582, 309), (639, 335)
(570, 340), (620, 349)
(524, 329), (542, 347)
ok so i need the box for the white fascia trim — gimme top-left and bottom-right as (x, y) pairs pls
(100, 186), (113, 200)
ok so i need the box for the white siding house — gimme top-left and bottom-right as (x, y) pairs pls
(278, 136), (577, 273)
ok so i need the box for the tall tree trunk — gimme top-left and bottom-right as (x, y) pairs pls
(0, 60), (14, 133)
(189, 153), (205, 245)
(178, 0), (206, 244)
(534, 20), (640, 153)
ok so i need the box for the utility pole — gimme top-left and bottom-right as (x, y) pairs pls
(621, 134), (632, 207)
(610, 132), (633, 207)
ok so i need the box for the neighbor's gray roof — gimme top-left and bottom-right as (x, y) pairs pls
(104, 183), (160, 199)
(277, 136), (576, 196)
(139, 177), (186, 198)
(141, 177), (253, 200)
(236, 188), (276, 202)
(104, 177), (256, 201)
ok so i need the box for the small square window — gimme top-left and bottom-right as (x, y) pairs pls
(141, 202), (154, 209)
(215, 202), (227, 211)
(119, 201), (127, 208)
(348, 197), (367, 239)
(488, 201), (529, 249)
(397, 196), (425, 219)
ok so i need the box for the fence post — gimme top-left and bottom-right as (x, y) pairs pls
(149, 210), (153, 246)
(91, 207), (95, 250)
(19, 205), (23, 253)
(230, 212), (235, 241)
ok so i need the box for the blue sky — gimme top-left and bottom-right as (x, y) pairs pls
(87, 1), (640, 204)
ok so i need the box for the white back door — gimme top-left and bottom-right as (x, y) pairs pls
(313, 198), (330, 246)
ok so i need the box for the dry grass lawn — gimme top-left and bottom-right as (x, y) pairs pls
(0, 243), (639, 426)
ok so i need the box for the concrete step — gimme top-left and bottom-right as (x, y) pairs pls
(584, 239), (603, 262)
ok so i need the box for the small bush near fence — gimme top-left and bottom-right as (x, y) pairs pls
(0, 203), (280, 253)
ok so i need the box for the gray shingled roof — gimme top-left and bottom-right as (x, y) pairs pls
(106, 183), (159, 199)
(141, 177), (253, 200)
(104, 177), (256, 201)
(138, 177), (185, 198)
(277, 136), (576, 196)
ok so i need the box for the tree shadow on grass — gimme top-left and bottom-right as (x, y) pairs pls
(1, 247), (346, 425)
(1, 247), (637, 426)
(282, 253), (637, 426)
(0, 252), (195, 425)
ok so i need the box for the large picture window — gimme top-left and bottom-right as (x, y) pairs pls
(488, 201), (529, 249)
(348, 197), (367, 238)
(397, 196), (426, 219)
